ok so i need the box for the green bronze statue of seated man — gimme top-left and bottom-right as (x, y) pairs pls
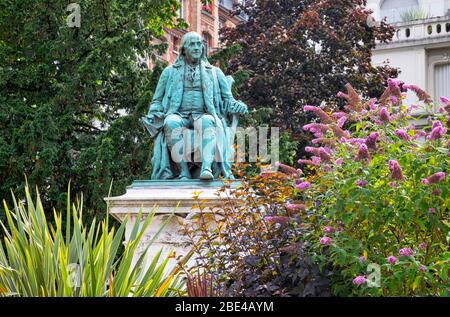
(142, 31), (248, 180)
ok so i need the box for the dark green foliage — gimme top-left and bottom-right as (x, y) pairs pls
(0, 0), (181, 221)
(210, 45), (300, 166)
(226, 241), (332, 297)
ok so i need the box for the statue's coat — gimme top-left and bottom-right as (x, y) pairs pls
(143, 58), (236, 179)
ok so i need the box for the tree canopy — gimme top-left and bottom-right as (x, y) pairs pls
(0, 0), (182, 218)
(221, 0), (398, 138)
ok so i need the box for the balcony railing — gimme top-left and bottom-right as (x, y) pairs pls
(386, 16), (450, 45)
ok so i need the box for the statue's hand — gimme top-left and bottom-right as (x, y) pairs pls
(143, 111), (165, 137)
(148, 111), (165, 120)
(229, 101), (248, 115)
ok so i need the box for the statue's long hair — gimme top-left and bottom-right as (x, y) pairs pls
(174, 32), (210, 65)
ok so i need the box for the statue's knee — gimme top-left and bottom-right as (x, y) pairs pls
(199, 114), (215, 128)
(164, 114), (183, 131)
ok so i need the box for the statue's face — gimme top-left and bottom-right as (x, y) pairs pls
(184, 34), (203, 62)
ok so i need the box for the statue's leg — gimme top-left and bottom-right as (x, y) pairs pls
(195, 114), (216, 180)
(164, 114), (191, 179)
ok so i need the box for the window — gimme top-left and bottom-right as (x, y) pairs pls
(202, 33), (211, 55)
(219, 0), (235, 10)
(236, 0), (248, 19)
(434, 63), (450, 102)
(178, 0), (184, 19)
(380, 0), (419, 23)
(172, 36), (180, 53)
(202, 3), (213, 14)
(219, 17), (226, 30)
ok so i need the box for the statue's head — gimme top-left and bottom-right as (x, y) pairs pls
(180, 32), (207, 63)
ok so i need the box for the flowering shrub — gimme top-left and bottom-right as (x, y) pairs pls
(189, 80), (448, 297)
(292, 80), (449, 296)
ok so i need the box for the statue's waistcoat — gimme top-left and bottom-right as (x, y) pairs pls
(179, 65), (205, 115)
(166, 61), (217, 117)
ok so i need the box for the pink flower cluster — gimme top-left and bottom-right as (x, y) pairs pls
(286, 203), (306, 211)
(418, 242), (427, 250)
(332, 112), (347, 119)
(305, 146), (332, 162)
(399, 247), (413, 256)
(389, 160), (404, 181)
(368, 98), (377, 110)
(365, 132), (379, 150)
(440, 96), (450, 113)
(355, 180), (368, 187)
(427, 121), (447, 141)
(337, 116), (347, 128)
(263, 216), (290, 224)
(352, 276), (366, 285)
(421, 172), (446, 185)
(440, 96), (450, 105)
(387, 78), (401, 90)
(303, 123), (329, 134)
(303, 105), (333, 124)
(389, 96), (398, 105)
(414, 130), (427, 140)
(387, 256), (397, 264)
(356, 144), (370, 162)
(319, 237), (332, 245)
(403, 84), (433, 104)
(379, 107), (391, 122)
(395, 129), (410, 141)
(296, 181), (311, 191)
(276, 162), (302, 176)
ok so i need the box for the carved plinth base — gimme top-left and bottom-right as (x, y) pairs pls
(104, 180), (240, 273)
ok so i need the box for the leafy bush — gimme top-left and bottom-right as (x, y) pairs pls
(188, 80), (449, 297)
(186, 171), (332, 297)
(293, 81), (449, 296)
(0, 184), (186, 297)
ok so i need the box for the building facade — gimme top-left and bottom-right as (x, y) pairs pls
(368, 0), (450, 116)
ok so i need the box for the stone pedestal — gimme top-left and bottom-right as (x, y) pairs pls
(104, 180), (240, 272)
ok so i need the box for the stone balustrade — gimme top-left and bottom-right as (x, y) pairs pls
(377, 16), (450, 49)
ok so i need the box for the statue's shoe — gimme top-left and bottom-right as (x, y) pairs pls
(199, 170), (214, 180)
(178, 173), (191, 180)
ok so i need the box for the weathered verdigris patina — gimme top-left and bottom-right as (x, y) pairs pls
(142, 32), (248, 180)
